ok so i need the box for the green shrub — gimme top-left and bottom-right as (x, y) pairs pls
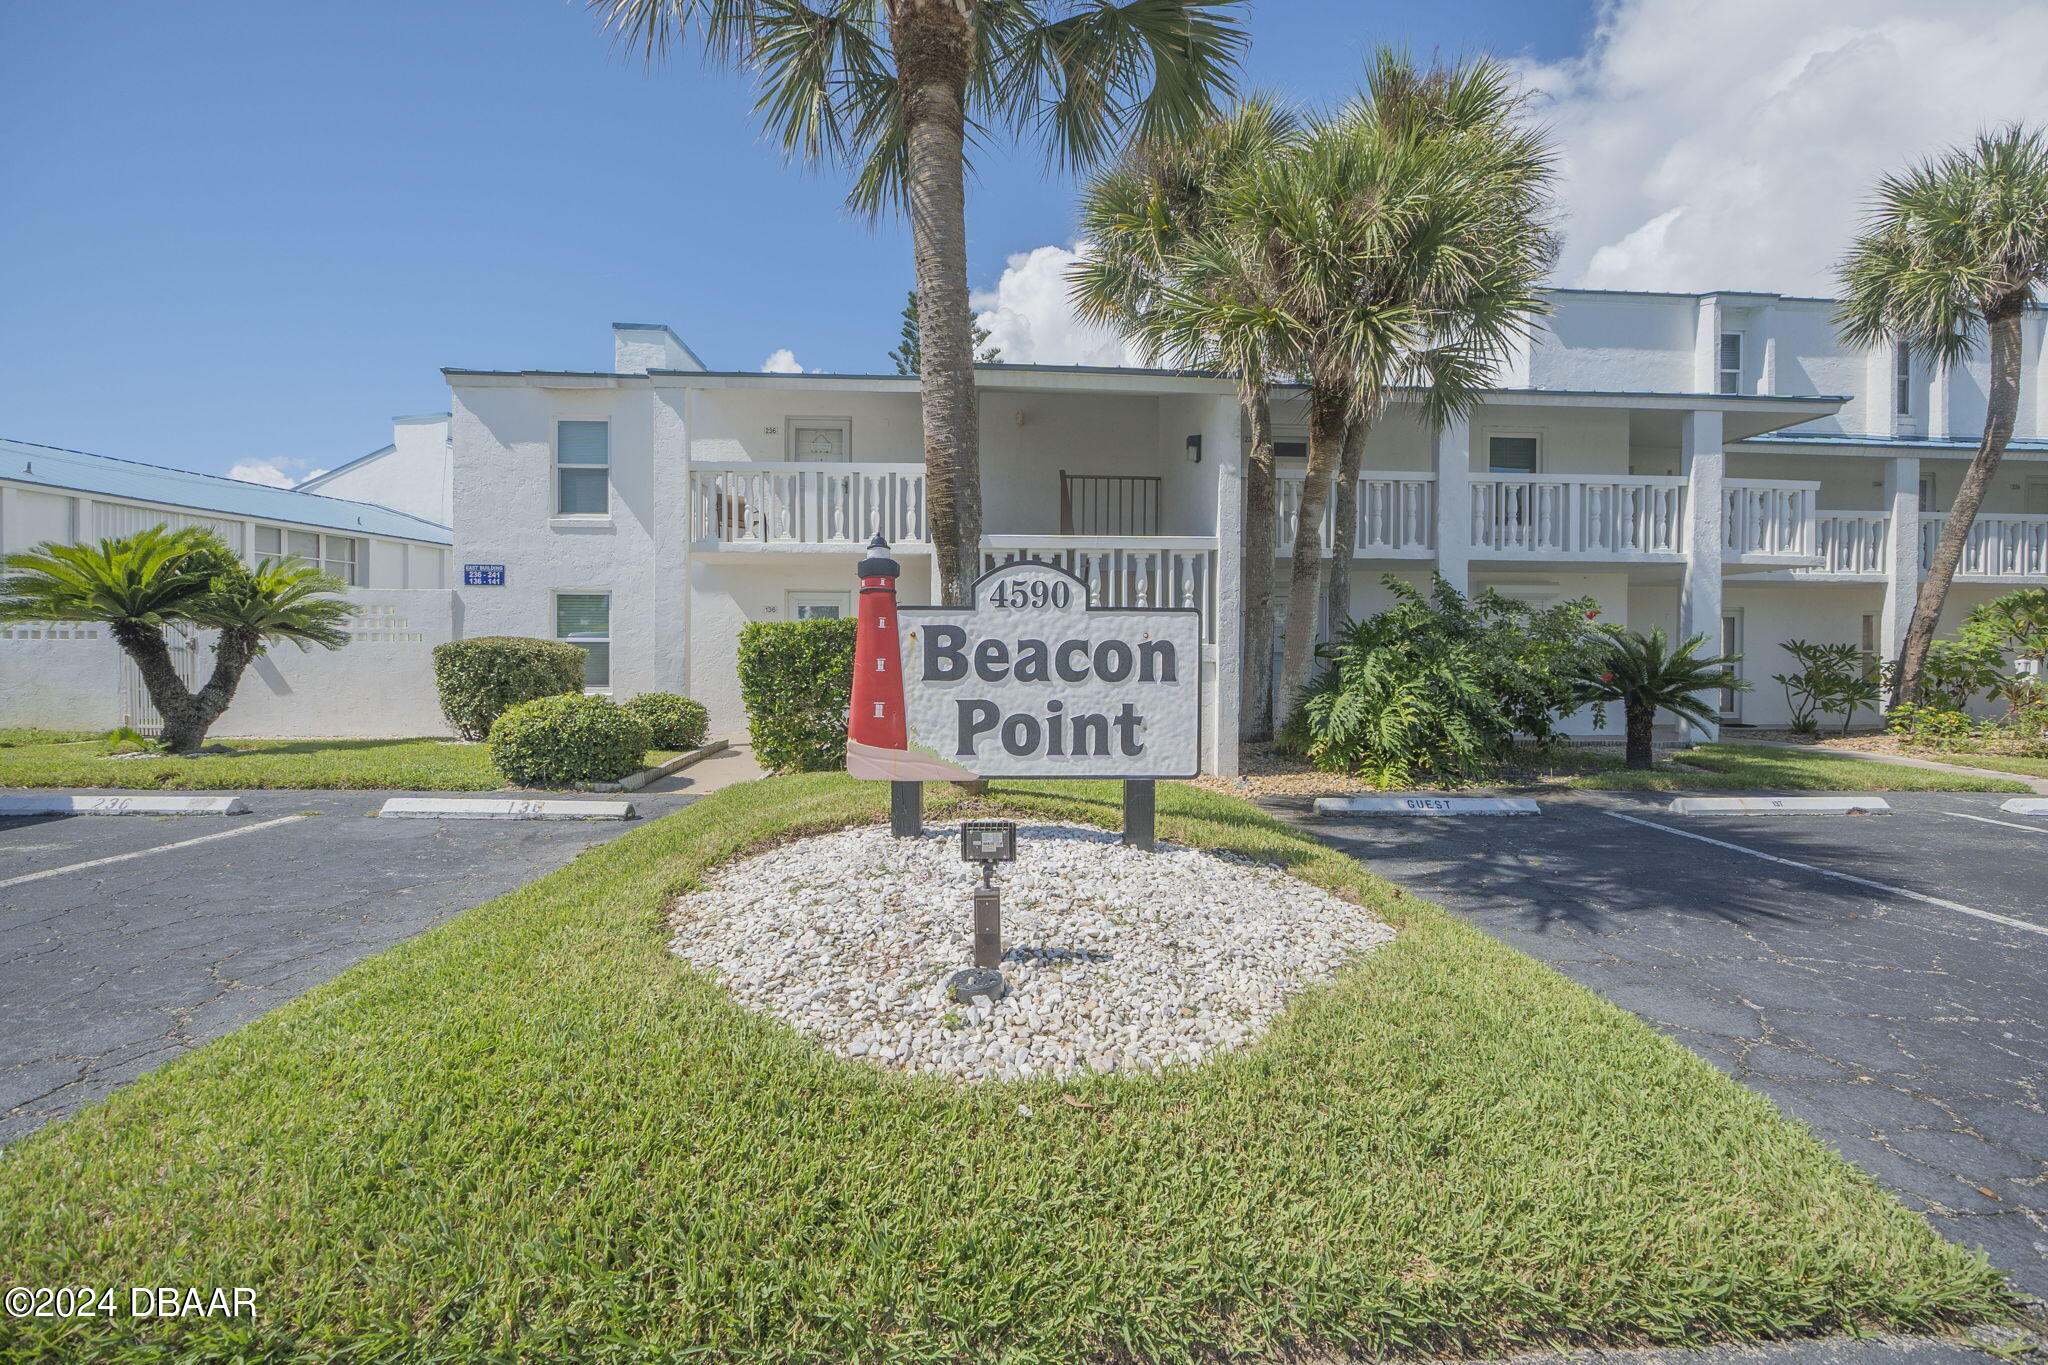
(434, 636), (587, 741)
(1772, 640), (1881, 736)
(1886, 703), (1980, 745)
(737, 618), (857, 772)
(1281, 575), (1609, 786)
(622, 692), (710, 749)
(487, 693), (650, 787)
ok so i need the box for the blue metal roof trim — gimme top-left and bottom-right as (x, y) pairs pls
(1737, 430), (2048, 452)
(0, 438), (453, 544)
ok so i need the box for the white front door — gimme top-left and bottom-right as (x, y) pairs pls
(2026, 479), (2048, 515)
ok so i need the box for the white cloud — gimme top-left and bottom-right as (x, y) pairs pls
(229, 458), (324, 488)
(971, 245), (1150, 368)
(1525, 0), (2048, 295)
(761, 348), (806, 374)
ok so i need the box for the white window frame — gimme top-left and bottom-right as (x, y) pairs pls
(554, 590), (613, 692)
(787, 590), (852, 621)
(1485, 431), (1542, 475)
(2025, 477), (2048, 517)
(1718, 332), (1744, 395)
(553, 418), (611, 518)
(1894, 343), (1913, 417)
(785, 417), (852, 463)
(255, 524), (361, 586)
(1271, 425), (1309, 462)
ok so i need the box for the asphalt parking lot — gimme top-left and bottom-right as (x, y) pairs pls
(1279, 789), (2048, 1299)
(0, 788), (697, 1143)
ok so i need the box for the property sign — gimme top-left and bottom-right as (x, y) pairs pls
(892, 562), (1202, 780)
(463, 564), (506, 587)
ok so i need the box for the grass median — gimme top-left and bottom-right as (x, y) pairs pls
(1566, 742), (2031, 793)
(0, 734), (687, 791)
(0, 775), (2012, 1364)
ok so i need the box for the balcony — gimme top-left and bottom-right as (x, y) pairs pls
(1792, 511), (2048, 580)
(1473, 474), (1687, 560)
(1273, 471), (1436, 557)
(689, 462), (929, 550)
(982, 538), (1218, 639)
(1722, 480), (1819, 561)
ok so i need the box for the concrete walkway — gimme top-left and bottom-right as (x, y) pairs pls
(638, 737), (766, 796)
(1736, 737), (2048, 795)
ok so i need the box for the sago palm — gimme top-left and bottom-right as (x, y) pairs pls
(0, 527), (355, 752)
(590, 0), (1247, 603)
(1131, 52), (1556, 729)
(1572, 628), (1742, 771)
(1068, 96), (1298, 737)
(1836, 125), (2048, 707)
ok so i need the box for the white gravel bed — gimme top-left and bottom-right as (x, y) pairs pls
(666, 821), (1394, 1083)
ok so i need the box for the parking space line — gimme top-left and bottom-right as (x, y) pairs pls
(0, 814), (310, 892)
(1604, 811), (2048, 939)
(1944, 810), (2048, 836)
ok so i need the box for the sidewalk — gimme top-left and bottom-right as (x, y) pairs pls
(640, 737), (766, 795)
(1736, 737), (2048, 795)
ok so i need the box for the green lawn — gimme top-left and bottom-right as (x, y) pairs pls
(0, 775), (2009, 1364)
(1896, 750), (2048, 780)
(0, 726), (97, 748)
(0, 735), (688, 791)
(1563, 743), (2030, 793)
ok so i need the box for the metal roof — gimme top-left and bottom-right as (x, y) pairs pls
(1738, 430), (2048, 453)
(0, 438), (452, 544)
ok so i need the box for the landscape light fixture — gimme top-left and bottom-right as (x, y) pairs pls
(949, 820), (1018, 1002)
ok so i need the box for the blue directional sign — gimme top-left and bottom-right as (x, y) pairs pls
(463, 564), (506, 587)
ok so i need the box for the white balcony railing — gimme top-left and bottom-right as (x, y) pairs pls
(689, 462), (927, 547)
(981, 537), (1218, 639)
(1921, 513), (2048, 579)
(1274, 472), (1435, 557)
(1723, 480), (1819, 559)
(1471, 475), (1687, 558)
(1806, 512), (1891, 575)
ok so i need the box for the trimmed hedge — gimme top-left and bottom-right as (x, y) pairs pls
(622, 692), (710, 750)
(736, 618), (856, 772)
(487, 693), (649, 787)
(433, 637), (588, 741)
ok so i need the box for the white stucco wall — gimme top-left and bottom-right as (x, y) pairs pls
(300, 414), (455, 528)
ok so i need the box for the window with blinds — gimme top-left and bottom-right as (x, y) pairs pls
(1717, 333), (1743, 394)
(556, 593), (611, 689)
(254, 525), (361, 585)
(1894, 344), (1913, 416)
(556, 420), (610, 517)
(1488, 435), (1539, 473)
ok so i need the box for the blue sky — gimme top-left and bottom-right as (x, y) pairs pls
(0, 1), (1598, 481)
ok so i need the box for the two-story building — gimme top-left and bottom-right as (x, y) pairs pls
(6, 291), (2045, 768)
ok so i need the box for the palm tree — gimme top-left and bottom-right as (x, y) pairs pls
(0, 527), (354, 752)
(1572, 628), (1743, 770)
(591, 0), (1247, 604)
(1068, 97), (1298, 738)
(1127, 54), (1555, 729)
(1837, 125), (2048, 707)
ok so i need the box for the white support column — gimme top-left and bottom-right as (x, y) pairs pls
(1879, 455), (1922, 673)
(1758, 303), (1779, 393)
(1929, 360), (1952, 440)
(1680, 410), (1725, 743)
(1432, 417), (1473, 594)
(1692, 296), (1723, 393)
(1205, 393), (1244, 778)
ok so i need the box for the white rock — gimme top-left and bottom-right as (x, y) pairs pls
(666, 821), (1394, 1084)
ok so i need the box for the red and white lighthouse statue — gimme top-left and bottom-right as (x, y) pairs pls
(845, 534), (975, 783)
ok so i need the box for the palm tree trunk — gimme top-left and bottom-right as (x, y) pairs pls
(891, 0), (980, 605)
(1625, 697), (1655, 770)
(110, 620), (209, 752)
(1241, 386), (1277, 741)
(1275, 385), (1347, 730)
(1324, 415), (1369, 632)
(1893, 306), (2024, 706)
